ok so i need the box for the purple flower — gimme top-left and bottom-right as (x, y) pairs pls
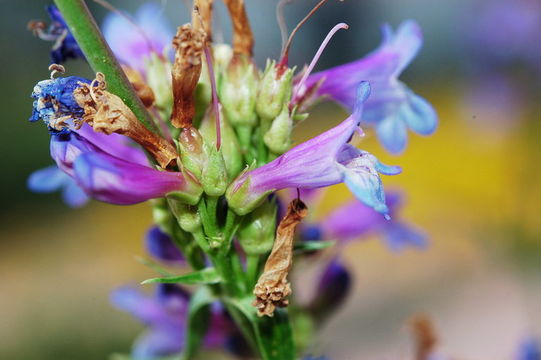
(308, 258), (352, 317)
(111, 284), (233, 359)
(27, 165), (89, 207)
(31, 5), (84, 64)
(313, 191), (426, 251)
(145, 226), (185, 264)
(102, 3), (174, 73)
(303, 21), (437, 154)
(227, 83), (401, 217)
(517, 337), (541, 360)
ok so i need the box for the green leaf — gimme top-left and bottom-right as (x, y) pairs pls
(181, 287), (216, 360)
(141, 268), (221, 285)
(135, 256), (173, 277)
(294, 240), (335, 253)
(225, 297), (296, 360)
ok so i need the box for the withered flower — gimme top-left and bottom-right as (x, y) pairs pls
(73, 73), (177, 168)
(410, 315), (438, 360)
(253, 198), (308, 317)
(222, 0), (254, 56)
(170, 24), (205, 129)
(192, 0), (214, 43)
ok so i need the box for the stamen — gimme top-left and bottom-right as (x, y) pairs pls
(279, 0), (332, 66)
(293, 22), (348, 100)
(276, 0), (294, 51)
(92, 0), (156, 55)
(203, 46), (222, 151)
(48, 63), (65, 79)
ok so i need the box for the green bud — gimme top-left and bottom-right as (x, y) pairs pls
(151, 198), (175, 234)
(219, 55), (259, 127)
(199, 109), (244, 179)
(256, 60), (294, 121)
(144, 53), (173, 118)
(167, 198), (202, 233)
(263, 104), (292, 155)
(201, 143), (228, 197)
(194, 60), (211, 126)
(177, 127), (206, 178)
(238, 200), (277, 255)
(213, 44), (233, 73)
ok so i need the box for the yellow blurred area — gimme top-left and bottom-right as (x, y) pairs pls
(1, 90), (541, 359)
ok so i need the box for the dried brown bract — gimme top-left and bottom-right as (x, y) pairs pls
(222, 0), (254, 56)
(170, 24), (205, 129)
(410, 315), (438, 360)
(253, 198), (308, 317)
(122, 66), (155, 108)
(73, 73), (178, 168)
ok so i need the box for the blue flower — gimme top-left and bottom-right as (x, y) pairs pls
(27, 165), (88, 207)
(145, 226), (185, 265)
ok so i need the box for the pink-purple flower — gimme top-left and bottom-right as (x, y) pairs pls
(227, 83), (401, 217)
(302, 21), (437, 154)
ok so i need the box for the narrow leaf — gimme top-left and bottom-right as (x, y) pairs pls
(294, 240), (335, 253)
(141, 268), (221, 285)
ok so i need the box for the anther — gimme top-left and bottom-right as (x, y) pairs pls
(48, 63), (65, 79)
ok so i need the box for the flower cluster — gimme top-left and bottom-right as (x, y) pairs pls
(27, 1), (438, 359)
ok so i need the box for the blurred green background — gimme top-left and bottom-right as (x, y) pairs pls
(1, 0), (540, 359)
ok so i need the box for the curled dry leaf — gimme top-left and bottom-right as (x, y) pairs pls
(253, 198), (308, 317)
(73, 73), (178, 168)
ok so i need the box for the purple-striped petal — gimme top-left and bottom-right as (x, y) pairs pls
(72, 151), (196, 205)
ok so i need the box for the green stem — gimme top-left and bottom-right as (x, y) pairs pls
(246, 254), (260, 288)
(54, 0), (154, 130)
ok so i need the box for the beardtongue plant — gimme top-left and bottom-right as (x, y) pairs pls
(27, 0), (437, 359)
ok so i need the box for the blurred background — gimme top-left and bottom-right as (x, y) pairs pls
(1, 0), (541, 359)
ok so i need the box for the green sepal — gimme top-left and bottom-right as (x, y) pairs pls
(201, 144), (228, 197)
(144, 53), (173, 120)
(263, 104), (292, 155)
(165, 172), (203, 206)
(141, 267), (221, 285)
(293, 240), (335, 253)
(181, 286), (216, 360)
(256, 60), (295, 121)
(238, 200), (277, 255)
(225, 166), (273, 216)
(168, 198), (202, 233)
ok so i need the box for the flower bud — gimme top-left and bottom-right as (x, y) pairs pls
(201, 143), (228, 197)
(177, 126), (206, 178)
(256, 60), (294, 121)
(219, 55), (259, 128)
(199, 108), (243, 179)
(263, 104), (292, 155)
(168, 198), (202, 233)
(144, 53), (173, 118)
(309, 258), (351, 319)
(237, 200), (277, 255)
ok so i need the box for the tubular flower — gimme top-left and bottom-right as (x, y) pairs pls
(102, 3), (174, 73)
(111, 284), (233, 359)
(145, 226), (185, 264)
(308, 258), (352, 318)
(227, 83), (401, 217)
(302, 20), (437, 154)
(29, 5), (84, 64)
(31, 76), (201, 206)
(311, 191), (427, 251)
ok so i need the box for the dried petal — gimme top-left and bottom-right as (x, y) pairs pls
(170, 24), (205, 128)
(253, 199), (308, 317)
(73, 73), (177, 168)
(222, 0), (254, 56)
(123, 66), (155, 107)
(192, 0), (214, 43)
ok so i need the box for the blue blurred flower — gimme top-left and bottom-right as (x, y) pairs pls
(517, 337), (541, 360)
(112, 284), (233, 359)
(27, 165), (88, 207)
(145, 226), (185, 265)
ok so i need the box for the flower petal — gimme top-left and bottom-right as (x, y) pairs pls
(132, 328), (184, 359)
(340, 164), (389, 216)
(145, 226), (185, 264)
(375, 115), (408, 154)
(73, 152), (192, 205)
(382, 221), (427, 251)
(27, 165), (67, 193)
(400, 91), (438, 135)
(61, 180), (89, 208)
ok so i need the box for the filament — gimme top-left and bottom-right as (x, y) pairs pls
(276, 0), (294, 51)
(279, 0), (331, 66)
(204, 46), (222, 150)
(293, 22), (348, 100)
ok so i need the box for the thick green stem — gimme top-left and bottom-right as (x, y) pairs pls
(53, 0), (154, 130)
